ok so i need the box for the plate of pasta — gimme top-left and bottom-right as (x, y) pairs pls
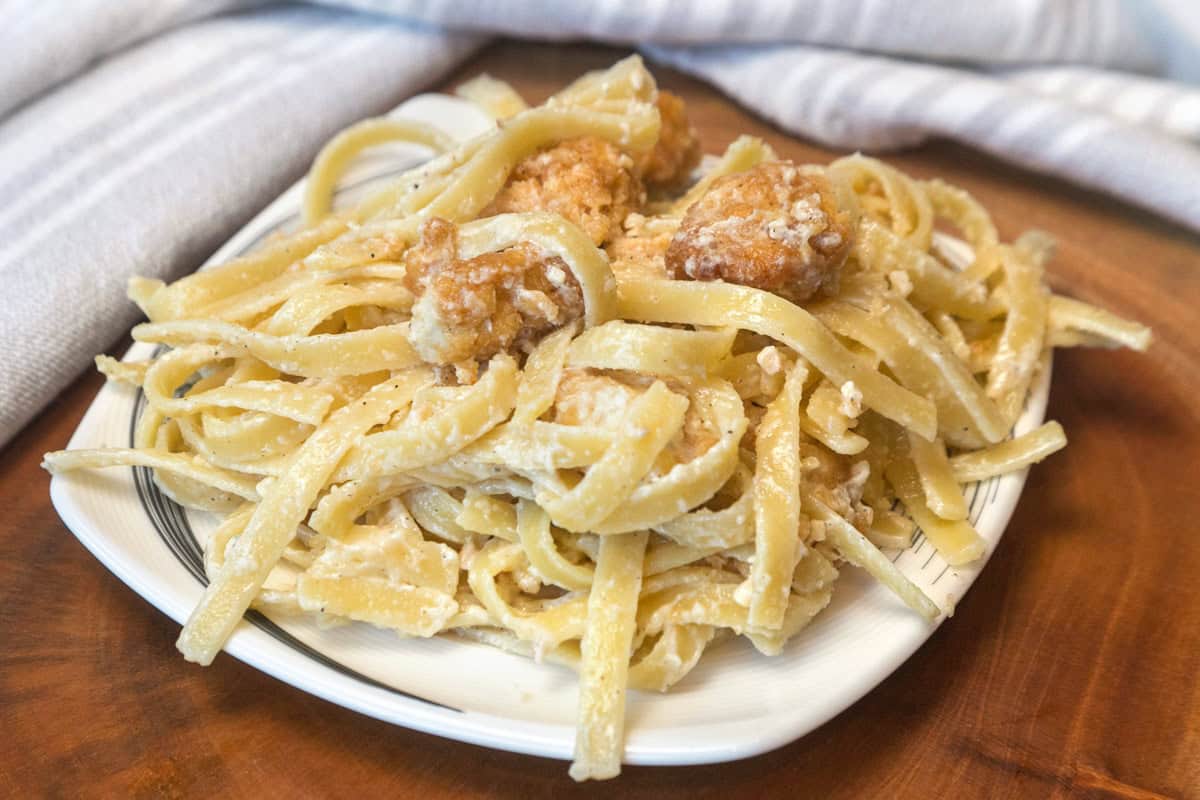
(46, 57), (1150, 781)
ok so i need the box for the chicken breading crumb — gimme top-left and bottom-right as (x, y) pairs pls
(665, 161), (853, 303)
(483, 136), (644, 246)
(553, 368), (716, 476)
(553, 369), (640, 427)
(801, 446), (874, 532)
(604, 212), (675, 281)
(637, 91), (702, 189)
(404, 218), (584, 371)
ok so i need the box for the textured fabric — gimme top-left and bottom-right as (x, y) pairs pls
(0, 4), (481, 446)
(1, 1), (1198, 447)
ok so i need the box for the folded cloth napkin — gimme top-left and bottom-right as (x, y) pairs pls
(2, 0), (1198, 448)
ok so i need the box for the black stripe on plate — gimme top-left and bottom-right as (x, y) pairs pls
(127, 363), (457, 712)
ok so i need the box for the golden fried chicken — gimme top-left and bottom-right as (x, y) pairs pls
(801, 443), (873, 532)
(553, 369), (640, 428)
(604, 212), (674, 281)
(483, 136), (644, 246)
(404, 218), (584, 371)
(664, 161), (853, 303)
(553, 368), (717, 478)
(636, 91), (701, 190)
(658, 395), (720, 470)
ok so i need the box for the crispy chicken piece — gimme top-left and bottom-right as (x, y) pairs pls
(483, 136), (644, 246)
(554, 368), (716, 480)
(604, 212), (674, 281)
(664, 161), (853, 303)
(801, 443), (874, 532)
(637, 91), (701, 190)
(404, 218), (584, 371)
(657, 396), (720, 474)
(553, 369), (641, 428)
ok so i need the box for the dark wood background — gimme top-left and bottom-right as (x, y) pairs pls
(3, 41), (1198, 799)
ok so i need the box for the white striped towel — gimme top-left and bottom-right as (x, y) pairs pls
(1, 0), (1197, 447)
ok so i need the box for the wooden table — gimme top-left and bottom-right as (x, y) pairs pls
(3, 41), (1198, 799)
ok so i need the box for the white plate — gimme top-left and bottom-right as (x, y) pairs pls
(50, 94), (1051, 766)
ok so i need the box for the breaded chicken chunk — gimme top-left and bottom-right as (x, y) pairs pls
(553, 369), (640, 428)
(665, 161), (853, 303)
(801, 444), (873, 532)
(604, 212), (674, 281)
(404, 218), (583, 371)
(553, 368), (718, 477)
(637, 91), (701, 190)
(484, 136), (644, 246)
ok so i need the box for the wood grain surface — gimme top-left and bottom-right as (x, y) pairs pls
(2, 41), (1198, 799)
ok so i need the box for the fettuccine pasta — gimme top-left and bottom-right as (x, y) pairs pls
(43, 57), (1150, 781)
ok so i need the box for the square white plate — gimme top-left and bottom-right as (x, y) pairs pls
(49, 93), (1051, 766)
